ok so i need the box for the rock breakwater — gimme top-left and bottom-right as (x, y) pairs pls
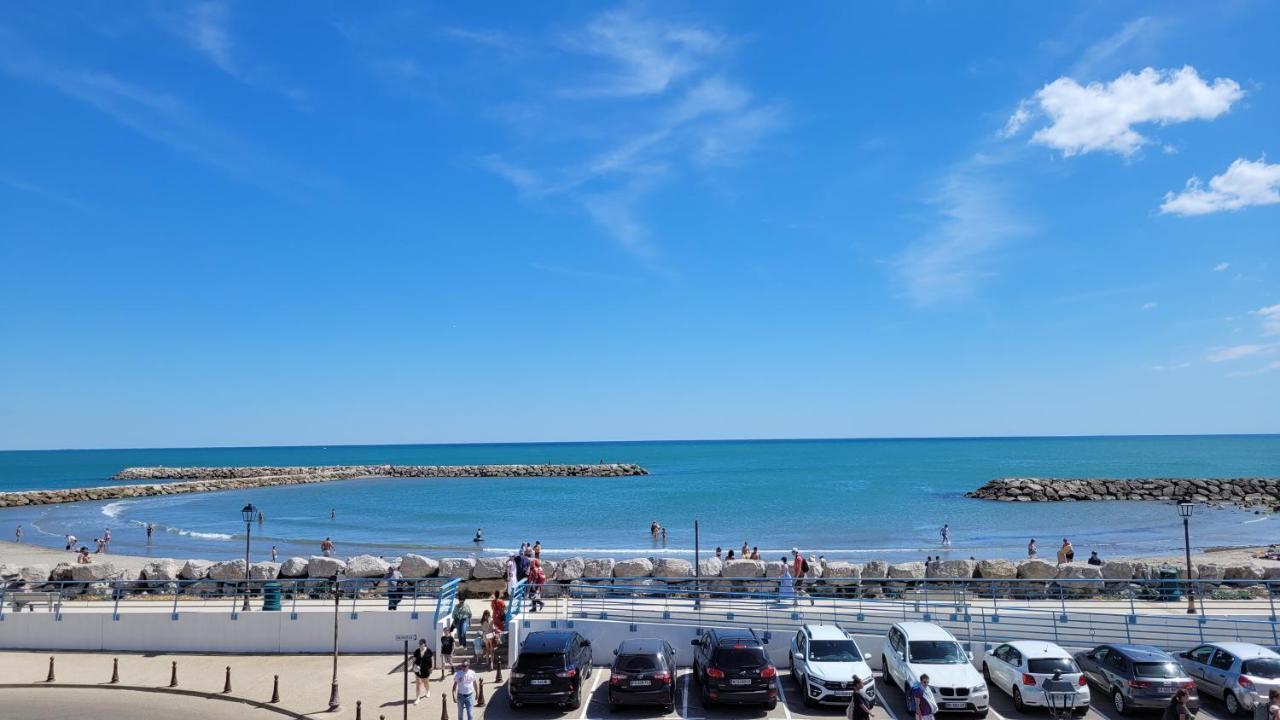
(967, 477), (1280, 509)
(0, 464), (648, 509)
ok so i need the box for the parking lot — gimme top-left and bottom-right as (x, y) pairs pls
(475, 667), (1242, 720)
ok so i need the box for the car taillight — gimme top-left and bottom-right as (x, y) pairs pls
(761, 666), (777, 679)
(1078, 675), (1088, 687)
(707, 667), (725, 679)
(1022, 674), (1037, 686)
(556, 668), (577, 678)
(610, 674), (625, 686)
(1128, 679), (1150, 689)
(1182, 681), (1196, 691)
(510, 671), (524, 680)
(654, 672), (671, 683)
(1240, 676), (1255, 689)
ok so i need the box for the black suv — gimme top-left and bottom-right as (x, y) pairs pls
(691, 628), (778, 709)
(608, 638), (679, 712)
(509, 630), (594, 709)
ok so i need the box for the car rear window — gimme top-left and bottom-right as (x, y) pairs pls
(715, 647), (766, 669)
(1029, 658), (1078, 675)
(516, 652), (565, 672)
(619, 655), (662, 672)
(1244, 659), (1280, 679)
(1134, 662), (1181, 679)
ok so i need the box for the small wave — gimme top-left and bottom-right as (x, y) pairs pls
(102, 501), (130, 519)
(1244, 515), (1270, 525)
(160, 525), (232, 540)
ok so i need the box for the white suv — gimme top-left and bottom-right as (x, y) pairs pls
(882, 622), (989, 717)
(789, 625), (875, 707)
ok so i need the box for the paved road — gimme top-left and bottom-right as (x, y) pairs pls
(0, 687), (291, 719)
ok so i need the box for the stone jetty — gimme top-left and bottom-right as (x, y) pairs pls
(0, 464), (648, 509)
(967, 477), (1280, 510)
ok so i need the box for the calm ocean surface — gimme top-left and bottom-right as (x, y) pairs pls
(1, 436), (1277, 564)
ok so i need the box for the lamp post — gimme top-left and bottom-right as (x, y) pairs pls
(1178, 500), (1197, 615)
(240, 504), (257, 612)
(329, 572), (342, 712)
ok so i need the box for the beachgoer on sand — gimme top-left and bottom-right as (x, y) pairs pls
(533, 540), (541, 559)
(1057, 538), (1074, 564)
(14, 524), (21, 543)
(65, 533), (76, 551)
(715, 546), (723, 560)
(741, 541), (750, 558)
(77, 547), (91, 563)
(1088, 551), (1102, 566)
(751, 546), (760, 560)
(725, 549), (736, 560)
(103, 527), (111, 552)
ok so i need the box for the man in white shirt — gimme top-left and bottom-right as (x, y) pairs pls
(452, 659), (477, 720)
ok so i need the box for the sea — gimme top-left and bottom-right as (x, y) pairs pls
(0, 436), (1277, 565)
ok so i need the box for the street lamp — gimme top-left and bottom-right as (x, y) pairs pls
(1178, 500), (1198, 615)
(240, 504), (257, 612)
(329, 572), (342, 712)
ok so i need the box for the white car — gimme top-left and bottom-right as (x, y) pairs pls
(882, 622), (989, 717)
(983, 641), (1091, 715)
(788, 624), (875, 706)
(1179, 642), (1280, 715)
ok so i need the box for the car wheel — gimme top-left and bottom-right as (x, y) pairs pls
(508, 696), (522, 710)
(765, 700), (778, 711)
(569, 684), (582, 710)
(982, 663), (991, 682)
(1113, 688), (1129, 716)
(1013, 687), (1026, 713)
(701, 679), (714, 708)
(975, 711), (988, 719)
(1226, 690), (1242, 716)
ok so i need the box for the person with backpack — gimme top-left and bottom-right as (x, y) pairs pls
(909, 674), (938, 720)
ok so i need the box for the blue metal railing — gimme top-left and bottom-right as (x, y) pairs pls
(434, 578), (461, 625)
(505, 578), (527, 627)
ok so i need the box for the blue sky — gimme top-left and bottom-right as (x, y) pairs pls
(1, 2), (1277, 450)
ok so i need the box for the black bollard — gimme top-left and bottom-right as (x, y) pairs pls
(169, 661), (178, 688)
(493, 654), (502, 682)
(110, 657), (119, 684)
(46, 656), (55, 683)
(355, 700), (362, 720)
(271, 674), (280, 703)
(441, 694), (449, 720)
(223, 665), (232, 693)
(475, 678), (485, 707)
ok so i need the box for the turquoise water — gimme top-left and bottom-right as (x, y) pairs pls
(0, 436), (1277, 563)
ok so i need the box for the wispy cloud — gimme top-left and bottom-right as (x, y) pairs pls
(1005, 66), (1243, 157)
(1069, 16), (1159, 80)
(893, 162), (1031, 306)
(443, 27), (518, 52)
(1253, 304), (1280, 336)
(1213, 262), (1230, 272)
(0, 173), (89, 211)
(162, 1), (306, 101)
(1206, 343), (1277, 362)
(558, 9), (724, 98)
(1142, 302), (1158, 310)
(1160, 157), (1280, 216)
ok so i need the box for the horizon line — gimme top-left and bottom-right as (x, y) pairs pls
(3, 431), (1278, 454)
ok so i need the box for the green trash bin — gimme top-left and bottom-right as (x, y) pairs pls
(1158, 566), (1182, 602)
(262, 581), (282, 611)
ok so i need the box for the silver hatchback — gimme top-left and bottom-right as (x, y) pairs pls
(1179, 642), (1280, 715)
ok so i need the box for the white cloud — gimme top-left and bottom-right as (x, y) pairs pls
(1007, 66), (1243, 156)
(1206, 344), (1277, 362)
(1160, 158), (1280, 216)
(1142, 302), (1157, 310)
(1213, 262), (1230, 272)
(559, 10), (723, 98)
(1253, 304), (1280, 336)
(180, 1), (235, 75)
(893, 165), (1031, 306)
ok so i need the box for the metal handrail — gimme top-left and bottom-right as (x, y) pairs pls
(505, 578), (527, 627)
(434, 578), (461, 625)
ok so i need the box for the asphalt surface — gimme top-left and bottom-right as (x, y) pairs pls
(0, 687), (291, 719)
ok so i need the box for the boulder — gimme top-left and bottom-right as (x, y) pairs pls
(554, 557), (586, 581)
(460, 579), (507, 598)
(207, 559), (248, 582)
(279, 557), (309, 578)
(764, 561), (787, 578)
(472, 556), (507, 580)
(1264, 566), (1280, 581)
(698, 558), (723, 578)
(1224, 563), (1265, 582)
(583, 558), (615, 578)
(928, 559), (975, 579)
(249, 562), (280, 580)
(1100, 561), (1138, 581)
(70, 562), (120, 582)
(653, 558), (694, 580)
(975, 559), (1017, 580)
(614, 558), (654, 578)
(1195, 563), (1224, 582)
(538, 560), (556, 579)
(141, 559), (180, 582)
(822, 561), (861, 579)
(862, 560), (888, 579)
(307, 556), (347, 578)
(1016, 559), (1057, 580)
(887, 562), (925, 579)
(1056, 562), (1104, 590)
(438, 558), (476, 579)
(49, 563), (73, 582)
(16, 564), (53, 584)
(345, 555), (391, 578)
(179, 560), (212, 580)
(398, 554), (439, 578)
(722, 559), (765, 578)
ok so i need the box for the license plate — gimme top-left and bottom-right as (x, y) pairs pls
(1161, 684), (1174, 692)
(945, 702), (967, 709)
(631, 680), (651, 687)
(833, 691), (852, 697)
(530, 679), (550, 685)
(730, 678), (752, 686)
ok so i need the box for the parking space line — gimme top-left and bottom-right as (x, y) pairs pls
(774, 674), (793, 720)
(682, 670), (691, 718)
(577, 670), (603, 720)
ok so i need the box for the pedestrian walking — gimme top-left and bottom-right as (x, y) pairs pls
(940, 524), (951, 548)
(479, 610), (497, 668)
(791, 548), (805, 593)
(529, 558), (546, 612)
(452, 597), (472, 644)
(412, 638), (435, 704)
(1163, 689), (1191, 720)
(14, 524), (21, 543)
(441, 625), (456, 674)
(911, 674), (938, 720)
(778, 557), (796, 604)
(103, 527), (112, 552)
(505, 554), (518, 598)
(533, 540), (542, 559)
(848, 676), (873, 720)
(805, 554), (820, 606)
(452, 659), (477, 720)
(490, 592), (506, 633)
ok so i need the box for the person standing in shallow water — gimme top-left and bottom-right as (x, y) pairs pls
(1027, 538), (1037, 558)
(14, 524), (21, 543)
(940, 524), (951, 548)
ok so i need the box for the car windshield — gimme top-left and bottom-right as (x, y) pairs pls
(909, 641), (967, 664)
(1134, 662), (1182, 679)
(810, 640), (861, 663)
(516, 652), (565, 672)
(1244, 659), (1280, 679)
(1029, 658), (1078, 675)
(618, 655), (662, 673)
(716, 647), (767, 670)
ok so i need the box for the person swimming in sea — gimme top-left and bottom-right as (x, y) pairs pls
(473, 528), (484, 543)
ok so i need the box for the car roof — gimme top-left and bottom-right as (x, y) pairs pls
(522, 631), (576, 652)
(1006, 641), (1071, 659)
(1108, 644), (1176, 662)
(1207, 642), (1280, 659)
(803, 624), (851, 641)
(617, 639), (668, 654)
(896, 622), (958, 641)
(709, 628), (758, 641)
